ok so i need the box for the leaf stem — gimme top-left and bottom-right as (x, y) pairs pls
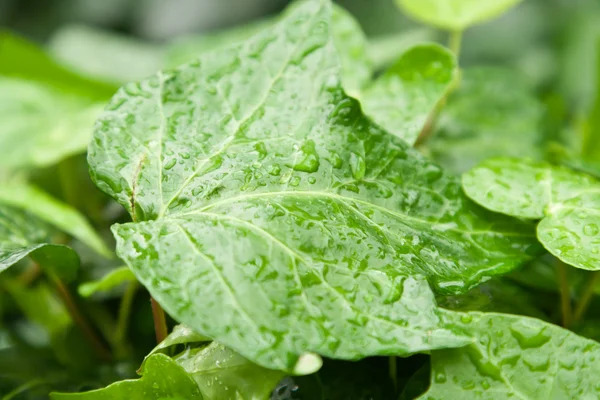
(557, 260), (572, 327)
(573, 271), (600, 323)
(115, 280), (138, 358)
(449, 30), (463, 58)
(50, 274), (112, 361)
(150, 296), (168, 344)
(389, 356), (398, 393)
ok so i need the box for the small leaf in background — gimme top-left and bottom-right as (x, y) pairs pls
(396, 0), (523, 32)
(142, 324), (210, 364)
(361, 43), (457, 145)
(422, 312), (600, 399)
(426, 67), (544, 174)
(0, 183), (111, 258)
(78, 267), (135, 297)
(90, 0), (539, 372)
(50, 354), (204, 399)
(48, 24), (165, 84)
(175, 342), (285, 400)
(0, 33), (116, 170)
(0, 204), (78, 281)
(463, 157), (600, 270)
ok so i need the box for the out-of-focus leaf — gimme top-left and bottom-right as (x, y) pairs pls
(50, 354), (204, 399)
(427, 68), (544, 174)
(90, 0), (538, 372)
(361, 43), (457, 144)
(463, 157), (600, 270)
(421, 312), (600, 399)
(581, 40), (600, 162)
(142, 324), (210, 365)
(368, 28), (437, 71)
(48, 25), (164, 84)
(78, 267), (135, 297)
(396, 0), (523, 31)
(0, 183), (111, 257)
(0, 204), (78, 281)
(399, 363), (430, 400)
(0, 33), (116, 169)
(175, 342), (285, 400)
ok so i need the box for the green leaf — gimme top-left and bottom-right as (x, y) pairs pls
(0, 183), (111, 257)
(50, 354), (204, 399)
(142, 324), (210, 365)
(0, 204), (78, 281)
(427, 68), (544, 174)
(463, 157), (600, 270)
(396, 0), (523, 31)
(90, 0), (538, 372)
(360, 44), (457, 145)
(174, 342), (285, 400)
(421, 312), (600, 399)
(78, 266), (136, 297)
(368, 29), (438, 71)
(48, 24), (165, 84)
(0, 33), (116, 169)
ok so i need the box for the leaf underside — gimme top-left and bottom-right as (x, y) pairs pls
(90, 0), (538, 371)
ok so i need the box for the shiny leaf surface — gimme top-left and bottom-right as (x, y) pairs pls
(396, 0), (523, 31)
(90, 0), (538, 372)
(422, 313), (600, 399)
(463, 157), (600, 270)
(361, 43), (456, 145)
(78, 266), (136, 297)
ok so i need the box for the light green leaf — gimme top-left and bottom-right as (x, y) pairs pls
(421, 312), (600, 399)
(90, 0), (537, 372)
(0, 33), (116, 169)
(50, 354), (204, 400)
(142, 324), (210, 365)
(396, 0), (523, 31)
(427, 68), (544, 174)
(368, 28), (437, 71)
(78, 266), (136, 297)
(48, 24), (165, 84)
(361, 43), (457, 145)
(463, 157), (600, 270)
(0, 183), (111, 257)
(0, 204), (78, 281)
(174, 342), (285, 400)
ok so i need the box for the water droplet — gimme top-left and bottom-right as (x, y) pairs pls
(268, 165), (281, 176)
(349, 152), (366, 180)
(289, 176), (301, 187)
(583, 223), (599, 236)
(290, 140), (320, 173)
(434, 372), (447, 383)
(308, 176), (316, 184)
(509, 321), (551, 349)
(164, 159), (176, 170)
(460, 314), (473, 324)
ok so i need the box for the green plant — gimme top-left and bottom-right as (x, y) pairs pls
(2, 0), (600, 398)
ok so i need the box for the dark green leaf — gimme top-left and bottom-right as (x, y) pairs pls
(422, 313), (600, 399)
(361, 43), (457, 145)
(396, 0), (523, 31)
(463, 157), (600, 270)
(427, 68), (544, 174)
(90, 0), (539, 372)
(0, 204), (78, 281)
(50, 354), (204, 399)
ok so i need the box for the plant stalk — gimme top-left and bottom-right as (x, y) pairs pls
(573, 271), (600, 323)
(557, 260), (572, 327)
(50, 275), (112, 361)
(389, 356), (398, 393)
(114, 281), (138, 357)
(449, 30), (463, 58)
(151, 296), (168, 344)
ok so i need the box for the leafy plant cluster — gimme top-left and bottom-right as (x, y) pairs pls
(1, 0), (600, 398)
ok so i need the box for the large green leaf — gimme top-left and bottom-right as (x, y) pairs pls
(0, 33), (116, 169)
(0, 204), (78, 281)
(90, 0), (538, 372)
(360, 43), (457, 145)
(50, 354), (204, 399)
(463, 157), (600, 270)
(427, 68), (544, 174)
(396, 0), (523, 31)
(421, 312), (600, 399)
(0, 183), (111, 257)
